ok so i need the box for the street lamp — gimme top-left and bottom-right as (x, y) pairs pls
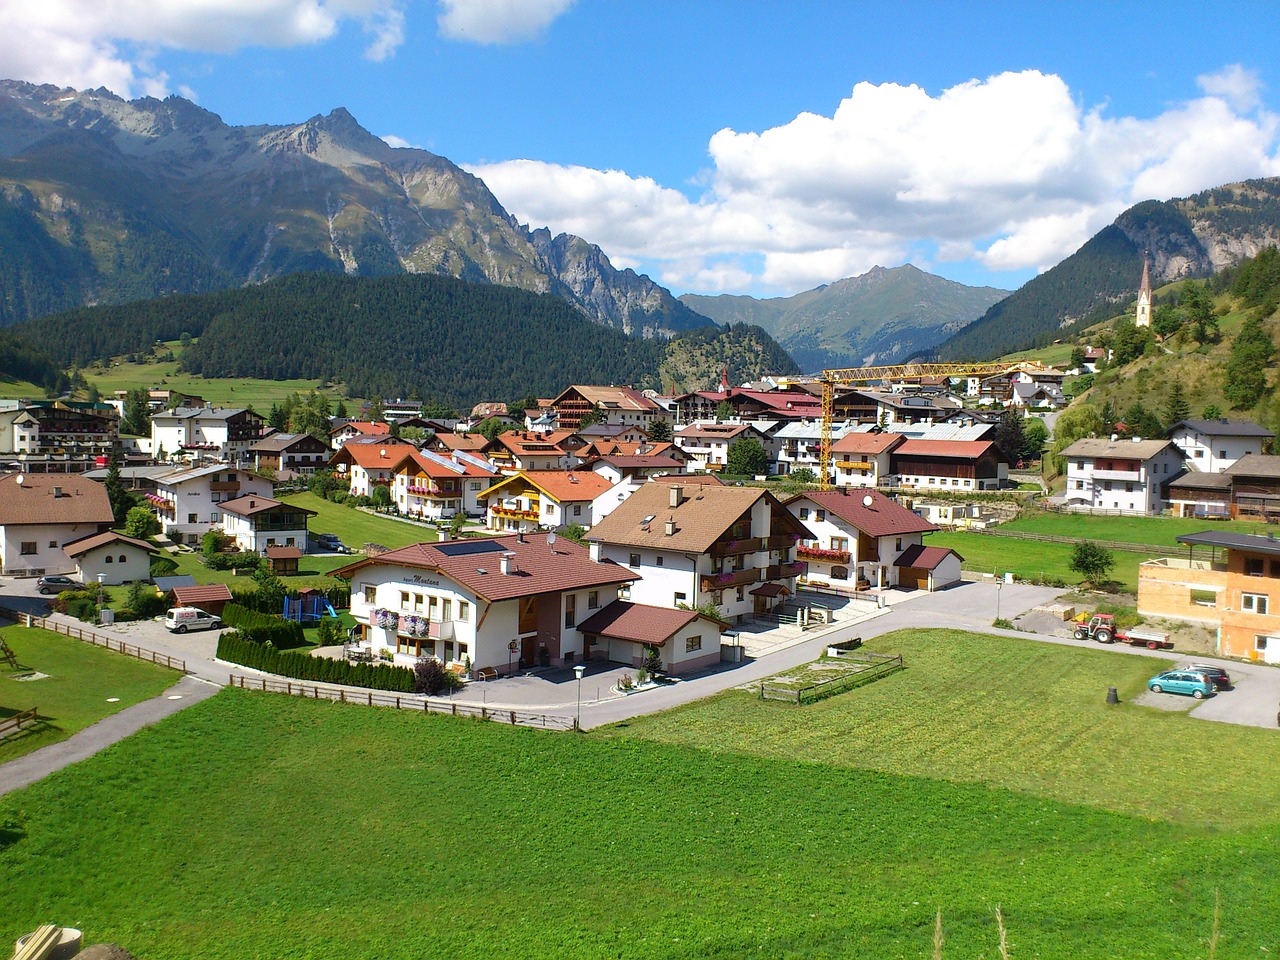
(573, 663), (586, 731)
(996, 579), (1003, 622)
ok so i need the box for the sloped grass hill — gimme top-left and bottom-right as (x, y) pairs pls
(937, 177), (1280, 360)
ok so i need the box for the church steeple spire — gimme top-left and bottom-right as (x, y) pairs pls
(1135, 254), (1152, 328)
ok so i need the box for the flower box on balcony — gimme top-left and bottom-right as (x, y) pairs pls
(797, 546), (852, 564)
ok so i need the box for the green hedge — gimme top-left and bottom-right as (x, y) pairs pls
(221, 602), (306, 649)
(217, 631), (414, 692)
(205, 551), (264, 572)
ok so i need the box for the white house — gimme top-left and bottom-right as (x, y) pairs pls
(0, 473), (113, 576)
(587, 481), (812, 623)
(830, 432), (905, 488)
(773, 420), (859, 476)
(337, 534), (639, 674)
(62, 531), (157, 586)
(674, 422), (771, 473)
(786, 489), (951, 591)
(147, 463), (274, 546)
(577, 601), (726, 675)
(150, 406), (265, 462)
(328, 438), (417, 498)
(1059, 437), (1185, 514)
(391, 448), (499, 521)
(219, 495), (317, 554)
(480, 470), (615, 534)
(1168, 419), (1274, 475)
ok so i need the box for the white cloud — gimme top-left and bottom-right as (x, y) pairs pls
(0, 1), (408, 97)
(1198, 64), (1263, 113)
(436, 0), (574, 44)
(380, 133), (418, 149)
(471, 69), (1280, 295)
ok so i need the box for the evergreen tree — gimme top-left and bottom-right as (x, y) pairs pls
(1121, 402), (1163, 439)
(1163, 381), (1191, 428)
(1223, 316), (1275, 409)
(268, 402), (288, 431)
(1202, 404), (1223, 420)
(577, 404), (605, 428)
(104, 451), (133, 526)
(994, 409), (1026, 464)
(121, 386), (151, 437)
(1021, 418), (1050, 462)
(334, 399), (349, 419)
(714, 400), (735, 422)
(646, 419), (673, 443)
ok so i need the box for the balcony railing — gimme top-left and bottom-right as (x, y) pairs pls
(762, 533), (799, 550)
(836, 460), (872, 470)
(797, 545), (851, 563)
(701, 567), (759, 591)
(709, 537), (759, 558)
(765, 561), (805, 580)
(1092, 468), (1142, 482)
(491, 505), (540, 521)
(209, 481), (240, 492)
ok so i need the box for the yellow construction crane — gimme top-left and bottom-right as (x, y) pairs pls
(817, 360), (1046, 489)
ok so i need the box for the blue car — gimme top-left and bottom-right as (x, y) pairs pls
(1147, 670), (1215, 699)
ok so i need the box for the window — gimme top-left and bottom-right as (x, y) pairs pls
(816, 510), (826, 521)
(457, 642), (469, 660)
(629, 553), (640, 567)
(1271, 560), (1280, 579)
(442, 599), (452, 621)
(361, 584), (376, 604)
(414, 593), (424, 612)
(714, 590), (723, 604)
(1125, 483), (1134, 493)
(188, 513), (198, 523)
(444, 641), (454, 661)
(798, 507), (809, 520)
(736, 587), (745, 602)
(1190, 589), (1217, 608)
(895, 537), (903, 551)
(656, 556), (664, 567)
(545, 503), (553, 515)
(400, 591), (410, 608)
(1257, 635), (1271, 652)
(573, 505), (582, 517)
(674, 591), (687, 605)
(428, 596), (439, 620)
(1243, 593), (1269, 616)
(458, 601), (469, 622)
(1218, 450), (1227, 459)
(619, 583), (631, 599)
(105, 555), (114, 563)
(1103, 482), (1112, 492)
(564, 593), (576, 628)
(1247, 558), (1265, 577)
(471, 482), (482, 491)
(830, 537), (848, 552)
(685, 634), (702, 653)
(588, 591), (599, 609)
(19, 542), (36, 556)
(830, 565), (849, 581)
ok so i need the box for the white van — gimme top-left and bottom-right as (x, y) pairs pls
(164, 606), (223, 633)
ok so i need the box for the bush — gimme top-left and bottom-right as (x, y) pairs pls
(414, 659), (462, 695)
(202, 530), (226, 559)
(221, 602), (306, 649)
(127, 581), (168, 618)
(204, 551), (263, 572)
(216, 632), (414, 692)
(149, 554), (178, 578)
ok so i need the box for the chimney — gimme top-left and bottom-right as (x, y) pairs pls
(669, 484), (684, 508)
(53, 486), (62, 498)
(500, 552), (515, 575)
(589, 541), (601, 562)
(517, 530), (525, 544)
(249, 499), (255, 508)
(665, 516), (678, 536)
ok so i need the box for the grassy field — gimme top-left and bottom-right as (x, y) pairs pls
(928, 530), (1143, 590)
(1001, 511), (1272, 547)
(0, 626), (179, 764)
(281, 492), (438, 552)
(3, 677), (1278, 958)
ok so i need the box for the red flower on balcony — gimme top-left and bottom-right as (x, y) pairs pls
(796, 545), (852, 563)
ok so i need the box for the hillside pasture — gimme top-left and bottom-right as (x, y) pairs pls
(927, 530), (1143, 590)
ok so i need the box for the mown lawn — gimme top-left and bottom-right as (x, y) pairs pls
(928, 530), (1143, 591)
(0, 627), (179, 764)
(2, 685), (1278, 959)
(281, 492), (437, 552)
(1001, 511), (1271, 547)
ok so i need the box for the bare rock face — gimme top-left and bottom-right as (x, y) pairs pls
(0, 80), (713, 337)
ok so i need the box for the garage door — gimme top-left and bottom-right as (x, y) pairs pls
(901, 567), (929, 590)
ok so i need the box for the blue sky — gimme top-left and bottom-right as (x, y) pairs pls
(6, 1), (1280, 298)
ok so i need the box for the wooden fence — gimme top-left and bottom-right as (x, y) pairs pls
(229, 675), (576, 731)
(761, 652), (904, 705)
(19, 615), (187, 673)
(0, 706), (40, 739)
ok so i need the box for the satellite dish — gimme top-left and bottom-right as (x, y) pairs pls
(547, 532), (557, 546)
(862, 494), (874, 507)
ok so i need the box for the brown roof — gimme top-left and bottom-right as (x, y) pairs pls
(675, 423), (753, 441)
(1058, 437), (1177, 461)
(481, 470), (614, 503)
(330, 420), (390, 437)
(788, 490), (939, 538)
(266, 546), (303, 560)
(333, 534), (637, 603)
(588, 455), (685, 471)
(894, 439), (1001, 459)
(587, 482), (804, 553)
(493, 430), (577, 456)
(330, 438), (416, 469)
(893, 544), (962, 570)
(0, 473), (114, 527)
(399, 450), (495, 479)
(553, 385), (659, 412)
(577, 600), (721, 646)
(831, 432), (905, 455)
(170, 584), (234, 605)
(1226, 454), (1280, 479)
(578, 440), (681, 460)
(433, 433), (489, 452)
(250, 432), (328, 453)
(218, 494), (317, 518)
(649, 473), (724, 486)
(62, 531), (158, 559)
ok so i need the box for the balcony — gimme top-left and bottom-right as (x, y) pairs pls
(836, 460), (872, 470)
(209, 481), (240, 492)
(491, 504), (540, 521)
(762, 533), (799, 550)
(145, 494), (176, 515)
(700, 567), (759, 591)
(1092, 468), (1142, 482)
(797, 545), (851, 564)
(709, 537), (759, 558)
(765, 561), (805, 580)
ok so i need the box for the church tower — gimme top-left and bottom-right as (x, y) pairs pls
(1135, 255), (1152, 328)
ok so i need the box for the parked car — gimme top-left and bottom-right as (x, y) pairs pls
(314, 534), (349, 554)
(1147, 670), (1216, 699)
(1184, 663), (1231, 690)
(163, 607), (223, 634)
(36, 575), (78, 595)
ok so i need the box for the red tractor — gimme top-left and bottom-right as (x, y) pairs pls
(1073, 613), (1173, 649)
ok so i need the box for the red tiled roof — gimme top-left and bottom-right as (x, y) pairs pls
(893, 439), (999, 459)
(893, 544), (962, 570)
(577, 600), (722, 647)
(333, 535), (637, 603)
(831, 432), (905, 455)
(330, 420), (390, 437)
(788, 490), (939, 538)
(62, 531), (158, 558)
(170, 584), (234, 605)
(433, 433), (489, 452)
(330, 439), (415, 469)
(0, 473), (114, 527)
(483, 470), (614, 503)
(219, 494), (317, 517)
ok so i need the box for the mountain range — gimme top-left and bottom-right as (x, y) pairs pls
(681, 264), (1008, 372)
(936, 177), (1280, 360)
(0, 80), (708, 337)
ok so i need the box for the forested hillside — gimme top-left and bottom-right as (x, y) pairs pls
(13, 273), (797, 408)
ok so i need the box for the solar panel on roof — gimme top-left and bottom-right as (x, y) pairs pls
(434, 539), (507, 557)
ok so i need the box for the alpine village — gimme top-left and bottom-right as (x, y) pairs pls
(4, 81), (1280, 960)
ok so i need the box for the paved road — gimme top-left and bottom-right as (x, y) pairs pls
(0, 674), (220, 798)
